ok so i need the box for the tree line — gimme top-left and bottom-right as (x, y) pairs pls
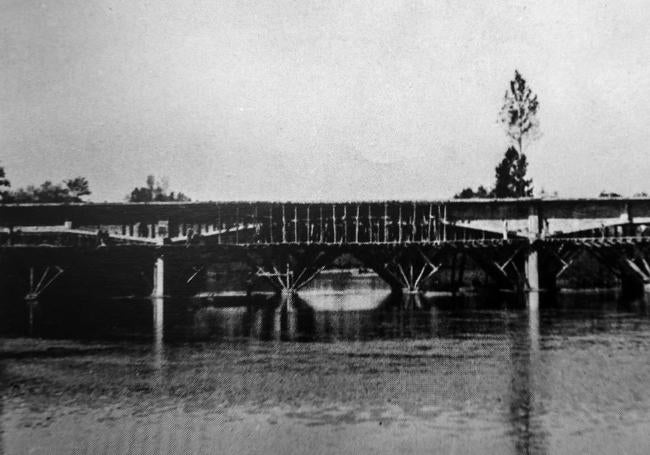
(0, 170), (190, 203)
(0, 174), (91, 203)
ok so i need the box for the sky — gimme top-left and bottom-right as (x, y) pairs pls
(1, 0), (649, 202)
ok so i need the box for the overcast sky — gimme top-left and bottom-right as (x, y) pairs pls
(1, 0), (649, 201)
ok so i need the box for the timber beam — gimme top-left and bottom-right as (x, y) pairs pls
(25, 265), (64, 300)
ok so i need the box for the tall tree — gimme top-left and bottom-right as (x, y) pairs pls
(3, 175), (92, 203)
(499, 70), (540, 156)
(494, 70), (539, 197)
(456, 70), (540, 199)
(493, 146), (533, 198)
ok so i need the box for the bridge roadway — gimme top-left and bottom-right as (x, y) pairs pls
(3, 198), (650, 302)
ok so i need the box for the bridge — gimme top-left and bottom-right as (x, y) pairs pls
(3, 198), (650, 303)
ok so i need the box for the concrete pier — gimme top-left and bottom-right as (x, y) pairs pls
(526, 206), (541, 295)
(526, 250), (540, 292)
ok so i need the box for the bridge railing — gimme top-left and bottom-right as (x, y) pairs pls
(5, 199), (650, 247)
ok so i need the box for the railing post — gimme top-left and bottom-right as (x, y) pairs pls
(397, 204), (402, 243)
(269, 206), (273, 243)
(443, 205), (447, 241)
(282, 204), (287, 243)
(294, 206), (298, 243)
(343, 205), (347, 243)
(306, 205), (311, 244)
(319, 206), (324, 243)
(368, 205), (373, 243)
(383, 202), (388, 243)
(412, 201), (417, 242)
(332, 204), (337, 243)
(355, 204), (360, 243)
(427, 204), (433, 242)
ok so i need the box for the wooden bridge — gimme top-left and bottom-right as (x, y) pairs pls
(3, 198), (650, 301)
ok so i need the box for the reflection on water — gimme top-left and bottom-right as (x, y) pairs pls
(510, 295), (546, 455)
(152, 297), (164, 384)
(1, 279), (650, 454)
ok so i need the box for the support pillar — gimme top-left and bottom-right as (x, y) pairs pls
(525, 250), (540, 292)
(526, 204), (542, 308)
(152, 255), (165, 298)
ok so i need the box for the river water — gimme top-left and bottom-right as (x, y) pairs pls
(1, 274), (649, 454)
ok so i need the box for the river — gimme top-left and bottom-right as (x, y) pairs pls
(1, 274), (649, 454)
